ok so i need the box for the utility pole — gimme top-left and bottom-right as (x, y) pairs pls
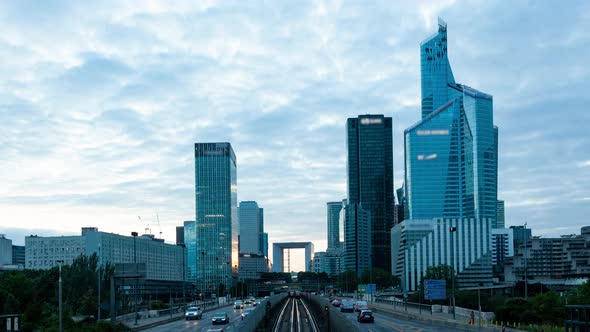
(450, 226), (457, 320)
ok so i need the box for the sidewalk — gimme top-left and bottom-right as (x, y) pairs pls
(368, 300), (523, 332)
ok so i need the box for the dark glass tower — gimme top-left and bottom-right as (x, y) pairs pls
(327, 202), (343, 250)
(346, 114), (394, 272)
(189, 142), (238, 296)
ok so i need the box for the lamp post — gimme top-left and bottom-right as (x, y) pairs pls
(449, 226), (457, 320)
(369, 253), (374, 304)
(57, 260), (64, 332)
(98, 244), (101, 321)
(478, 283), (483, 327)
(402, 239), (408, 312)
(131, 231), (138, 326)
(524, 222), (528, 301)
(181, 244), (186, 310)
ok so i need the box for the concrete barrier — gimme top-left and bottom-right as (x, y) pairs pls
(306, 295), (360, 332)
(234, 293), (288, 332)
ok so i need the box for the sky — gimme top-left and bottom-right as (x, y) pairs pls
(0, 1), (589, 272)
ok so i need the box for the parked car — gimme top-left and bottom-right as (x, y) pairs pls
(241, 307), (255, 320)
(184, 307), (202, 320)
(340, 299), (355, 312)
(211, 312), (230, 325)
(357, 310), (374, 323)
(234, 300), (244, 309)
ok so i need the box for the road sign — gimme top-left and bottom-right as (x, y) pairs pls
(424, 279), (446, 300)
(366, 284), (376, 295)
(358, 284), (366, 293)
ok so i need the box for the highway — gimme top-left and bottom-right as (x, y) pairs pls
(142, 305), (247, 332)
(337, 308), (460, 332)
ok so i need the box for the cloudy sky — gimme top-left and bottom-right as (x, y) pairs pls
(1, 1), (588, 271)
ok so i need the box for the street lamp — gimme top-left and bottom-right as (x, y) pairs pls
(478, 283), (484, 327)
(97, 244), (101, 321)
(449, 226), (457, 320)
(523, 222), (528, 301)
(181, 244), (186, 310)
(369, 253), (374, 304)
(131, 231), (138, 326)
(57, 260), (64, 332)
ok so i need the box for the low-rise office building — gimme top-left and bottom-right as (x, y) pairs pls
(25, 227), (184, 281)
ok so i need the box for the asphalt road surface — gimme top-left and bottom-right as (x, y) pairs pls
(142, 305), (246, 332)
(339, 309), (461, 332)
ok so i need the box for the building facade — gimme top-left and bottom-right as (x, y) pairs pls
(189, 142), (238, 295)
(391, 218), (493, 291)
(25, 227), (184, 281)
(496, 201), (505, 229)
(504, 226), (590, 282)
(12, 245), (25, 266)
(0, 235), (12, 266)
(238, 253), (270, 280)
(327, 202), (342, 250)
(346, 114), (395, 273)
(342, 202), (371, 275)
(239, 201), (263, 255)
(491, 228), (514, 266)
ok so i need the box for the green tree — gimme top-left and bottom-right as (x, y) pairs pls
(568, 280), (590, 305)
(360, 268), (400, 290)
(336, 271), (358, 293)
(531, 291), (565, 325)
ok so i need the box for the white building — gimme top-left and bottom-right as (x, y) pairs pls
(26, 227), (184, 281)
(391, 218), (493, 291)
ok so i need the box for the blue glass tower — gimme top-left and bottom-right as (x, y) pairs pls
(405, 18), (498, 223)
(189, 143), (238, 296)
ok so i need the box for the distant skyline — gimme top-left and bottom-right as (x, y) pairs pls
(1, 1), (589, 272)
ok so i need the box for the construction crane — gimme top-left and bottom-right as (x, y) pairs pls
(155, 213), (163, 238)
(138, 216), (151, 235)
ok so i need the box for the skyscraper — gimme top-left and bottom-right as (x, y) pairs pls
(189, 142), (238, 295)
(342, 203), (371, 275)
(239, 201), (263, 255)
(394, 18), (498, 288)
(327, 201), (343, 250)
(346, 114), (394, 272)
(406, 18), (498, 222)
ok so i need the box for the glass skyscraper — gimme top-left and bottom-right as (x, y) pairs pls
(188, 142), (238, 296)
(346, 114), (394, 272)
(239, 201), (263, 255)
(394, 18), (498, 288)
(327, 201), (343, 250)
(405, 18), (498, 222)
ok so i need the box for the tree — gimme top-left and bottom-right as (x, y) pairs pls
(531, 291), (564, 326)
(568, 280), (590, 305)
(336, 271), (358, 293)
(360, 268), (400, 290)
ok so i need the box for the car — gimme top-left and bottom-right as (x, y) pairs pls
(184, 306), (202, 320)
(206, 329), (225, 332)
(241, 307), (255, 320)
(357, 310), (374, 323)
(340, 299), (355, 312)
(253, 300), (261, 307)
(234, 300), (244, 309)
(244, 299), (252, 305)
(354, 301), (368, 312)
(331, 299), (341, 307)
(211, 312), (230, 325)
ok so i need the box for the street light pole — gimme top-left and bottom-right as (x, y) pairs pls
(450, 226), (457, 320)
(181, 244), (186, 310)
(132, 232), (138, 326)
(524, 222), (529, 301)
(478, 283), (483, 327)
(57, 260), (64, 332)
(369, 254), (374, 304)
(98, 244), (101, 321)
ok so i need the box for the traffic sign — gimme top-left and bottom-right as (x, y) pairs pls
(424, 279), (446, 300)
(366, 284), (376, 295)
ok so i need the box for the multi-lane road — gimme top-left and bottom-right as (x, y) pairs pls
(143, 305), (245, 332)
(337, 307), (461, 332)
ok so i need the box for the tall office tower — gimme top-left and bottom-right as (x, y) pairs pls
(239, 201), (263, 255)
(189, 142), (238, 295)
(496, 200), (505, 229)
(396, 185), (405, 224)
(327, 201), (343, 249)
(346, 114), (394, 272)
(406, 17), (498, 221)
(342, 203), (371, 276)
(176, 225), (187, 245)
(395, 18), (498, 288)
